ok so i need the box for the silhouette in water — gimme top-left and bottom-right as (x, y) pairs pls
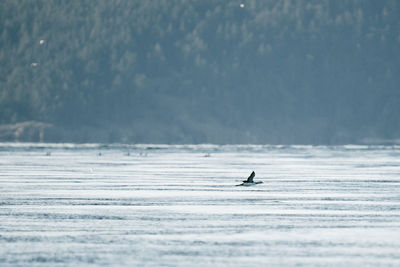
(237, 171), (263, 186)
(243, 171), (255, 183)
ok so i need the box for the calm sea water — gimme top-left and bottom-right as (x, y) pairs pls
(1, 143), (400, 266)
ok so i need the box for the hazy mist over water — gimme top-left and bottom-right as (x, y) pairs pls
(1, 1), (400, 264)
(0, 0), (399, 144)
(2, 2), (400, 265)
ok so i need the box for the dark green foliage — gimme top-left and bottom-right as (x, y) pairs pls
(1, 0), (399, 144)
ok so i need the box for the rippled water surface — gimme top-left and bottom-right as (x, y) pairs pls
(1, 143), (400, 266)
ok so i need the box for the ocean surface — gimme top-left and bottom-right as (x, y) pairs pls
(1, 143), (400, 266)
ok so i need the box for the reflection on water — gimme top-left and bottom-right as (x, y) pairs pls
(1, 144), (400, 266)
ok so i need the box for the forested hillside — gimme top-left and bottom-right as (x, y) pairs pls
(1, 0), (399, 144)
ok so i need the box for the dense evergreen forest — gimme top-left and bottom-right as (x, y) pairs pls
(1, 0), (399, 144)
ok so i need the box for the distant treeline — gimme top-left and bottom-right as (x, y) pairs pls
(1, 0), (399, 144)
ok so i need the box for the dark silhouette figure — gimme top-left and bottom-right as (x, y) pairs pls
(237, 171), (262, 186)
(243, 171), (255, 183)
